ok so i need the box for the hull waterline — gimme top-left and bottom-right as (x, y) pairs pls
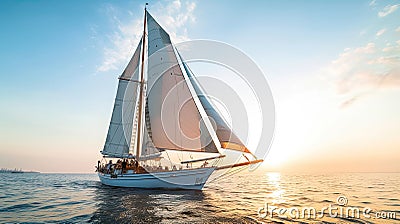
(98, 167), (215, 190)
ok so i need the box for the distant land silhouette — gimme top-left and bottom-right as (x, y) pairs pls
(0, 168), (40, 173)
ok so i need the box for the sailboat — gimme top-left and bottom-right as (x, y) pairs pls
(96, 6), (263, 190)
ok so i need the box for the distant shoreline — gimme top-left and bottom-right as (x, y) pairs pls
(0, 168), (40, 174)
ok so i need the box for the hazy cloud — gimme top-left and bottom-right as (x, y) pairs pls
(151, 0), (196, 43)
(376, 28), (386, 36)
(98, 0), (197, 72)
(378, 4), (400, 17)
(340, 95), (361, 109)
(330, 38), (400, 108)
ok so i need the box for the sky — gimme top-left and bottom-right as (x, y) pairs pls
(0, 0), (399, 173)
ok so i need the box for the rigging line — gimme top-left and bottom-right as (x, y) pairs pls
(173, 69), (184, 162)
(165, 150), (173, 168)
(118, 78), (143, 83)
(132, 102), (141, 154)
(173, 71), (178, 152)
(211, 156), (249, 180)
(219, 167), (247, 181)
(211, 157), (222, 167)
(135, 8), (147, 161)
(242, 153), (250, 162)
(209, 165), (247, 183)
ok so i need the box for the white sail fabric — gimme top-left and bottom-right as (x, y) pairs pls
(140, 108), (162, 159)
(121, 38), (142, 81)
(180, 56), (251, 153)
(102, 39), (142, 157)
(145, 12), (218, 153)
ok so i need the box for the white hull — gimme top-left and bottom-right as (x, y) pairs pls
(98, 167), (215, 190)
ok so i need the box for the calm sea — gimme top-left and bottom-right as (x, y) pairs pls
(0, 171), (399, 223)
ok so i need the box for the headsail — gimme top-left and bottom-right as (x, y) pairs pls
(180, 58), (251, 153)
(102, 38), (143, 157)
(145, 12), (219, 153)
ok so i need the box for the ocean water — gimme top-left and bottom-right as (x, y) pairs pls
(0, 171), (399, 223)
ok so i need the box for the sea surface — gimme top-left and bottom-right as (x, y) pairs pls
(0, 171), (399, 223)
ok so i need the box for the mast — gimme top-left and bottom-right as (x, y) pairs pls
(135, 5), (147, 161)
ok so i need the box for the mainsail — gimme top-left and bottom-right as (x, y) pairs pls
(144, 12), (219, 153)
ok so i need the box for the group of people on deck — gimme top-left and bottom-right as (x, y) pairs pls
(97, 158), (209, 175)
(97, 159), (141, 175)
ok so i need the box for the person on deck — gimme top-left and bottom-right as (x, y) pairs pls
(201, 161), (209, 168)
(133, 159), (139, 173)
(121, 159), (127, 173)
(106, 160), (112, 173)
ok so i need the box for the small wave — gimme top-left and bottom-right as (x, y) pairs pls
(59, 213), (92, 223)
(320, 199), (334, 203)
(307, 189), (321, 192)
(244, 216), (264, 223)
(337, 216), (367, 224)
(39, 201), (83, 210)
(273, 202), (292, 207)
(180, 210), (200, 217)
(360, 201), (372, 204)
(298, 197), (312, 202)
(0, 203), (36, 212)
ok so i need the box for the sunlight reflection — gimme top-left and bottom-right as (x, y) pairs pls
(265, 172), (285, 204)
(266, 172), (281, 186)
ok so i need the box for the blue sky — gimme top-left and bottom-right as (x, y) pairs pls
(0, 0), (399, 172)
